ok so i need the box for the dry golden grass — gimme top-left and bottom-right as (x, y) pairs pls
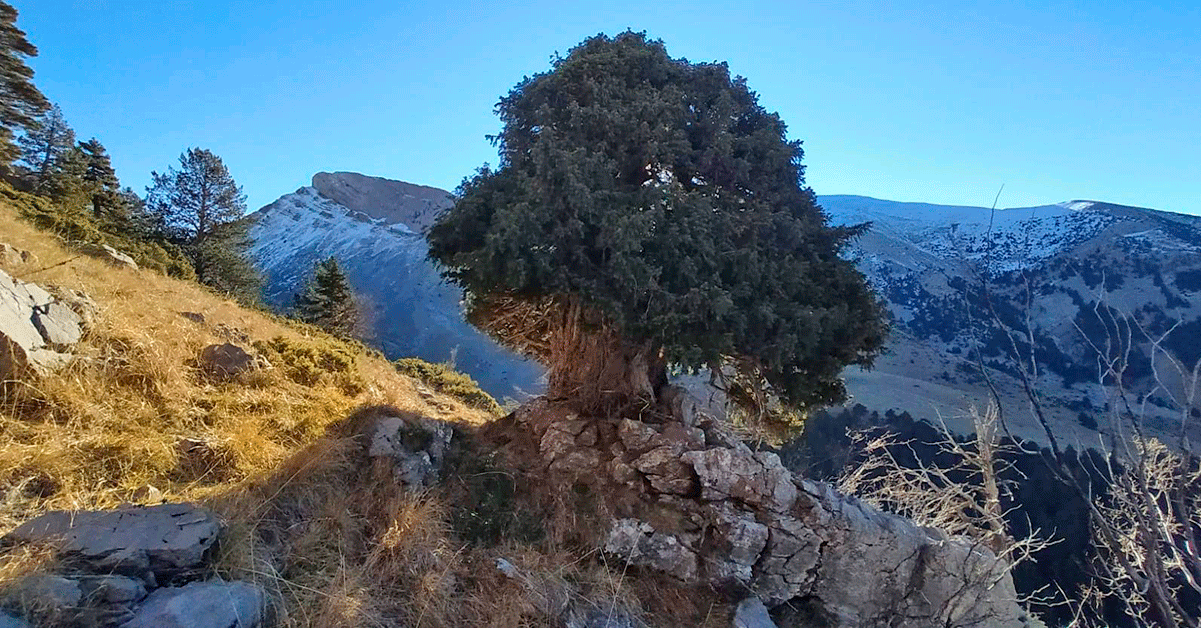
(0, 198), (730, 627)
(0, 198), (493, 521)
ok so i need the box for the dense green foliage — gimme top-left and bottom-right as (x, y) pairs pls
(0, 1), (48, 165)
(429, 32), (886, 410)
(145, 148), (262, 302)
(294, 256), (360, 339)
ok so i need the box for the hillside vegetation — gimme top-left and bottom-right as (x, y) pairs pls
(0, 189), (733, 627)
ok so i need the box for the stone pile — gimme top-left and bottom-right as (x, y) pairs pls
(1, 503), (267, 628)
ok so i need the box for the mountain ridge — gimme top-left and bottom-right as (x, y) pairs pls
(249, 173), (1201, 448)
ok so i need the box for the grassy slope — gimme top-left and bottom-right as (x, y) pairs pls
(0, 195), (728, 627)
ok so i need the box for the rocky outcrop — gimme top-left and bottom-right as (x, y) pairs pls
(364, 411), (454, 488)
(2, 503), (267, 628)
(96, 244), (137, 270)
(0, 268), (85, 379)
(508, 392), (1042, 628)
(5, 503), (221, 586)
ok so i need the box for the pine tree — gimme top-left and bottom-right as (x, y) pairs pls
(0, 1), (49, 165)
(429, 32), (887, 418)
(78, 138), (131, 231)
(294, 257), (359, 339)
(144, 148), (261, 301)
(17, 104), (75, 190)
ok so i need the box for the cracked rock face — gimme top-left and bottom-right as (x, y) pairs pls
(512, 390), (1042, 628)
(0, 269), (85, 379)
(4, 503), (222, 586)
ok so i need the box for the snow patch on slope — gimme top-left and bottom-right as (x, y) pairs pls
(820, 195), (1116, 271)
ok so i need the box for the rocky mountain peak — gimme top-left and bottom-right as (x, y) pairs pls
(310, 171), (452, 232)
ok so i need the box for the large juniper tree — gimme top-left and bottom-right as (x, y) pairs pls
(0, 0), (49, 165)
(145, 148), (261, 302)
(428, 32), (887, 417)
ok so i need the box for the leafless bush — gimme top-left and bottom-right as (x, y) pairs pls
(837, 404), (1059, 625)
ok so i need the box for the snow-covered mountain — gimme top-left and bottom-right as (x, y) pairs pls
(820, 195), (1201, 446)
(248, 172), (543, 401)
(249, 174), (1201, 447)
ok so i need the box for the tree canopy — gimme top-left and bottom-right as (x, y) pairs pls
(145, 148), (261, 302)
(17, 104), (74, 190)
(429, 32), (887, 414)
(0, 1), (48, 165)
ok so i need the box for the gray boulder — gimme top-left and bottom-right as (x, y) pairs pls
(33, 301), (83, 346)
(198, 343), (256, 381)
(121, 579), (266, 628)
(76, 575), (148, 606)
(0, 269), (83, 378)
(50, 287), (100, 330)
(733, 598), (778, 628)
(7, 574), (82, 613)
(98, 245), (137, 270)
(5, 503), (222, 585)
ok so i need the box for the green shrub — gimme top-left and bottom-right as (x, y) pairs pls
(254, 336), (361, 394)
(394, 357), (500, 413)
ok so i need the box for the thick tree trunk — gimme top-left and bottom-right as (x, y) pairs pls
(545, 298), (667, 416)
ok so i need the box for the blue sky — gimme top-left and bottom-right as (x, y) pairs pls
(13, 0), (1201, 215)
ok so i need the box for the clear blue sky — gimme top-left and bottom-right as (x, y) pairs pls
(13, 0), (1201, 215)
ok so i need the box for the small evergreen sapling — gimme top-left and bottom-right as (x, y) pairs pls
(294, 257), (360, 340)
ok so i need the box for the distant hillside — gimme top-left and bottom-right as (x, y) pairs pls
(248, 173), (543, 402)
(250, 175), (1201, 447)
(821, 195), (1201, 447)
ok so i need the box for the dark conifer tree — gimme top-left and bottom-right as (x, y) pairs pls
(429, 32), (887, 418)
(0, 1), (49, 165)
(77, 138), (131, 230)
(17, 104), (74, 191)
(294, 257), (359, 339)
(144, 148), (261, 302)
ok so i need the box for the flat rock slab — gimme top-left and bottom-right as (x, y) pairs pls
(121, 580), (265, 628)
(5, 503), (222, 583)
(33, 302), (83, 346)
